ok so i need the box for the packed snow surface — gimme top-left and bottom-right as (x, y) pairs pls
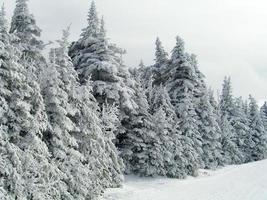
(100, 159), (267, 200)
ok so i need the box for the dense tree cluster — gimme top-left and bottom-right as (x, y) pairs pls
(0, 1), (122, 199)
(0, 0), (267, 199)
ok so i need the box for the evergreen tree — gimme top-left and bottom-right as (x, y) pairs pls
(260, 102), (267, 131)
(0, 6), (59, 199)
(119, 78), (158, 176)
(0, 4), (7, 32)
(219, 77), (243, 164)
(219, 77), (236, 118)
(155, 37), (168, 68)
(69, 3), (140, 175)
(151, 85), (186, 178)
(73, 82), (123, 195)
(198, 93), (223, 169)
(69, 1), (136, 114)
(233, 97), (250, 162)
(43, 28), (123, 199)
(167, 36), (203, 175)
(220, 114), (241, 165)
(10, 0), (46, 79)
(247, 95), (267, 161)
(42, 55), (89, 199)
(100, 102), (124, 185)
(190, 54), (206, 99)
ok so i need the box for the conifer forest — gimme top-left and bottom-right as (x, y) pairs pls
(0, 1), (267, 200)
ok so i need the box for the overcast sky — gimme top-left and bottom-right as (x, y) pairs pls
(3, 0), (267, 103)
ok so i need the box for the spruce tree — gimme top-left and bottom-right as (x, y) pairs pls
(155, 37), (168, 68)
(151, 85), (186, 178)
(198, 93), (223, 169)
(167, 36), (203, 175)
(119, 77), (158, 176)
(42, 54), (89, 199)
(233, 97), (250, 162)
(219, 77), (244, 164)
(247, 95), (267, 161)
(220, 114), (241, 165)
(69, 0), (136, 122)
(10, 0), (46, 79)
(260, 102), (267, 131)
(45, 28), (123, 198)
(0, 6), (59, 199)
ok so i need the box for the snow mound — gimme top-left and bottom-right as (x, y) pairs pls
(100, 159), (267, 200)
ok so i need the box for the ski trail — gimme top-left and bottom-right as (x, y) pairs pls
(100, 159), (267, 200)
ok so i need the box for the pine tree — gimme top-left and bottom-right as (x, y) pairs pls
(42, 55), (89, 199)
(100, 102), (124, 185)
(73, 82), (123, 195)
(151, 85), (186, 178)
(220, 114), (241, 165)
(119, 77), (159, 176)
(81, 1), (99, 39)
(69, 3), (140, 176)
(0, 4), (7, 33)
(10, 0), (46, 79)
(69, 1), (136, 110)
(233, 97), (250, 162)
(0, 6), (59, 199)
(260, 102), (267, 131)
(44, 28), (123, 198)
(219, 77), (244, 164)
(155, 37), (168, 68)
(247, 95), (267, 161)
(198, 93), (223, 169)
(190, 54), (206, 99)
(167, 36), (203, 175)
(219, 77), (235, 118)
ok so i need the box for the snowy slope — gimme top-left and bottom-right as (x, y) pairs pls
(100, 159), (267, 200)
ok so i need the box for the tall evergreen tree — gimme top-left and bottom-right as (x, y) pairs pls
(155, 37), (168, 68)
(219, 77), (243, 164)
(42, 54), (89, 199)
(119, 77), (158, 176)
(43, 28), (123, 199)
(10, 0), (46, 79)
(198, 93), (223, 169)
(150, 85), (186, 178)
(220, 114), (241, 165)
(167, 36), (203, 175)
(233, 97), (250, 162)
(260, 102), (267, 131)
(219, 77), (235, 118)
(69, 1), (136, 112)
(247, 95), (267, 161)
(0, 6), (59, 199)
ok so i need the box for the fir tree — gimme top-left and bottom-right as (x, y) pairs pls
(247, 95), (267, 161)
(155, 37), (168, 68)
(260, 102), (267, 131)
(151, 85), (186, 178)
(46, 28), (123, 198)
(167, 36), (203, 175)
(198, 93), (223, 169)
(42, 55), (88, 199)
(219, 77), (244, 164)
(0, 6), (58, 198)
(119, 78), (158, 176)
(69, 1), (136, 110)
(233, 97), (250, 162)
(220, 114), (241, 165)
(10, 0), (46, 79)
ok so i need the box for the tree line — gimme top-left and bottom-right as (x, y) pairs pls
(0, 1), (266, 200)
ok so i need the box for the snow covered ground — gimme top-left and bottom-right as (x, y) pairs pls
(100, 159), (267, 200)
